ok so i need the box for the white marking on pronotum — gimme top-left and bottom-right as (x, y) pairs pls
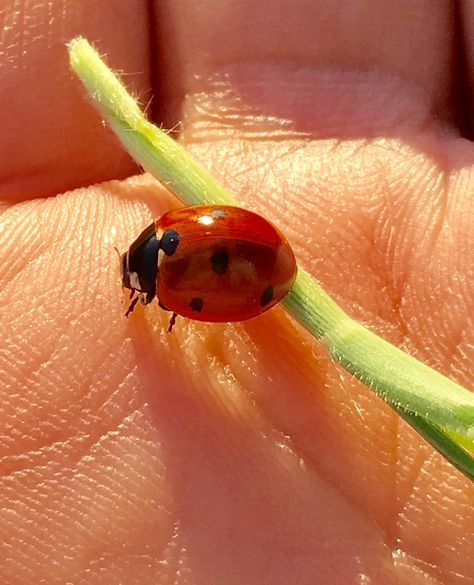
(129, 271), (141, 291)
(157, 248), (165, 268)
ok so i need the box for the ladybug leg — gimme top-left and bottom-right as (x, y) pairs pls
(124, 293), (139, 318)
(167, 312), (178, 333)
(157, 299), (178, 333)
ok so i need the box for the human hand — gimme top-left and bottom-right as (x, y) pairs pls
(1, 2), (472, 584)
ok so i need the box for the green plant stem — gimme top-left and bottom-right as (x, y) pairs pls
(68, 37), (474, 480)
(284, 271), (474, 439)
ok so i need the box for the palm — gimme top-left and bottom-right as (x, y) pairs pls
(1, 2), (472, 584)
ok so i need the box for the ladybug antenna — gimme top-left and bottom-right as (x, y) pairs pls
(114, 246), (121, 261)
(115, 246), (127, 294)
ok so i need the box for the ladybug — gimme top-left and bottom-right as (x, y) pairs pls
(120, 205), (297, 331)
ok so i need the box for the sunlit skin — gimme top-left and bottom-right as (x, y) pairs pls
(0, 2), (473, 584)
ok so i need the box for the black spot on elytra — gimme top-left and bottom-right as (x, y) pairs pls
(189, 297), (204, 312)
(160, 229), (180, 256)
(260, 286), (274, 307)
(210, 249), (229, 275)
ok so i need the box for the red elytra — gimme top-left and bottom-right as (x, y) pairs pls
(120, 205), (297, 330)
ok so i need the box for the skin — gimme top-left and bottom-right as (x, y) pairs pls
(0, 1), (473, 583)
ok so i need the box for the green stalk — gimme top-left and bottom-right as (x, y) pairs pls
(68, 37), (474, 480)
(285, 270), (474, 440)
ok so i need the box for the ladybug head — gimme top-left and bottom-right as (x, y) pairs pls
(120, 223), (159, 307)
